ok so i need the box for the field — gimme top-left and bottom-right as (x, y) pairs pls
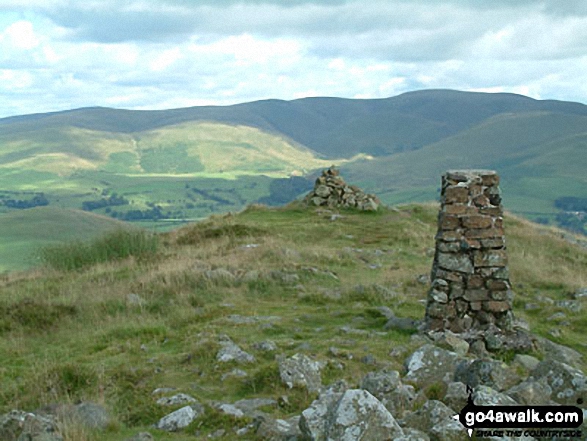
(0, 203), (586, 439)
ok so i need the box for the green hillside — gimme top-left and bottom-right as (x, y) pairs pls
(0, 89), (585, 272)
(0, 203), (586, 439)
(0, 207), (131, 273)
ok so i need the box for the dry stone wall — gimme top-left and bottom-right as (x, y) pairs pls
(425, 170), (513, 333)
(304, 167), (380, 211)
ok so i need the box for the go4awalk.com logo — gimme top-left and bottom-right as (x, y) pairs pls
(454, 388), (584, 439)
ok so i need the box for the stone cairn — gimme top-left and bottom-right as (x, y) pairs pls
(304, 167), (380, 211)
(424, 170), (513, 334)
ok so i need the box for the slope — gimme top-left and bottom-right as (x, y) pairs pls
(0, 207), (131, 273)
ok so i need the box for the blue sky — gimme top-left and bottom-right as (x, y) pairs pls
(1, 0), (587, 118)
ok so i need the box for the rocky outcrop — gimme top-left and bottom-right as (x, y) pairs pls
(304, 167), (380, 211)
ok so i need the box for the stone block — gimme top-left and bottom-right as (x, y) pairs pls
(466, 275), (485, 289)
(437, 252), (473, 273)
(484, 301), (510, 312)
(481, 173), (499, 186)
(474, 250), (508, 267)
(465, 227), (504, 239)
(462, 215), (493, 229)
(436, 230), (464, 242)
(438, 241), (461, 253)
(439, 214), (460, 230)
(464, 289), (490, 302)
(486, 279), (510, 291)
(435, 269), (464, 283)
(444, 186), (469, 204)
(480, 238), (505, 249)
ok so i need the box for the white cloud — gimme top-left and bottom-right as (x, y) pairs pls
(150, 47), (182, 71)
(1, 20), (40, 50)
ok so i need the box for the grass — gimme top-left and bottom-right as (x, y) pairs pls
(0, 202), (586, 439)
(40, 229), (159, 271)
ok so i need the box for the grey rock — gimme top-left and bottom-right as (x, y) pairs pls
(574, 288), (587, 299)
(326, 389), (404, 441)
(255, 415), (302, 440)
(454, 359), (518, 392)
(437, 253), (473, 274)
(278, 353), (322, 393)
(69, 402), (110, 430)
(125, 432), (154, 441)
(221, 368), (248, 381)
(216, 337), (255, 364)
(472, 385), (518, 406)
(299, 381), (348, 440)
(152, 387), (176, 395)
(360, 370), (402, 398)
(556, 300), (581, 312)
(395, 428), (431, 441)
(513, 354), (540, 372)
(155, 405), (199, 432)
(430, 331), (469, 356)
(403, 400), (456, 434)
(253, 340), (278, 352)
(233, 398), (277, 417)
(385, 316), (420, 332)
(443, 382), (469, 412)
(216, 404), (244, 418)
(429, 418), (470, 441)
(0, 411), (62, 441)
(404, 344), (461, 389)
(506, 379), (552, 405)
(531, 360), (587, 405)
(535, 336), (583, 368)
(156, 393), (198, 407)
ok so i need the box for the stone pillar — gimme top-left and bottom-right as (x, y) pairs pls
(425, 170), (513, 333)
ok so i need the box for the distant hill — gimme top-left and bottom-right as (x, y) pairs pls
(0, 89), (585, 271)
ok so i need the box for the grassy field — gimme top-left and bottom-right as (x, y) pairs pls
(0, 202), (586, 439)
(0, 207), (132, 273)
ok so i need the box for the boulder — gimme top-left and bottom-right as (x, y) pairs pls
(156, 393), (198, 407)
(404, 344), (461, 389)
(326, 390), (404, 441)
(505, 379), (552, 405)
(454, 359), (519, 391)
(216, 336), (255, 364)
(278, 353), (322, 393)
(472, 385), (517, 406)
(299, 381), (347, 440)
(155, 405), (200, 432)
(531, 360), (587, 406)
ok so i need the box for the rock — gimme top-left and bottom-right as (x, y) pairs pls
(454, 359), (519, 391)
(512, 354), (540, 372)
(233, 398), (277, 417)
(430, 331), (469, 356)
(360, 370), (402, 398)
(326, 390), (404, 441)
(252, 340), (278, 352)
(216, 337), (255, 364)
(299, 382), (348, 440)
(0, 411), (62, 441)
(535, 336), (583, 368)
(443, 382), (469, 411)
(152, 387), (176, 395)
(304, 167), (380, 211)
(395, 428), (431, 441)
(216, 404), (244, 418)
(556, 299), (581, 312)
(404, 344), (461, 389)
(403, 400), (464, 440)
(221, 368), (248, 381)
(156, 393), (198, 407)
(505, 379), (552, 405)
(255, 415), (302, 440)
(531, 360), (587, 406)
(472, 385), (517, 406)
(155, 405), (199, 432)
(278, 353), (322, 393)
(385, 316), (420, 332)
(69, 402), (110, 430)
(125, 432), (154, 441)
(360, 369), (416, 416)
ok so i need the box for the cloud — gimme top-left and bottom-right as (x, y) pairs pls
(0, 0), (587, 118)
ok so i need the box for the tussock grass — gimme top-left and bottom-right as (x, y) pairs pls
(40, 229), (159, 271)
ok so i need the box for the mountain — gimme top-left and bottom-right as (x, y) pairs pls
(0, 89), (586, 271)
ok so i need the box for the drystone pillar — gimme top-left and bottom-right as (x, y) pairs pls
(425, 170), (513, 333)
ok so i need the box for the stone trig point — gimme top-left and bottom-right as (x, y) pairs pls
(425, 170), (513, 333)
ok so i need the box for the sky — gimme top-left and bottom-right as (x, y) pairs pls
(1, 0), (587, 118)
